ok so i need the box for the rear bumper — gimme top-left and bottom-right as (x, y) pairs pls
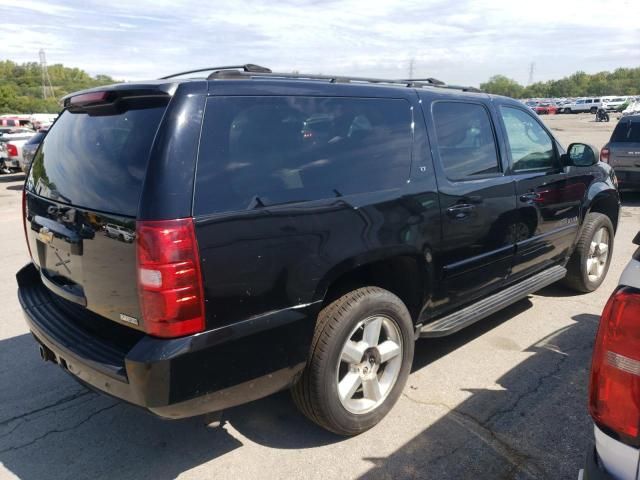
(17, 263), (316, 419)
(614, 168), (640, 190)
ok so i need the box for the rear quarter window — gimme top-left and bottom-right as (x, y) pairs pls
(194, 96), (413, 215)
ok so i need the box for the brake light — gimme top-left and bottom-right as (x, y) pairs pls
(600, 147), (610, 163)
(589, 287), (640, 442)
(68, 91), (112, 107)
(136, 218), (205, 338)
(7, 144), (18, 157)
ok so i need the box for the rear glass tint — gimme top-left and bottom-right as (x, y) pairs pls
(432, 102), (500, 180)
(194, 96), (412, 215)
(28, 106), (166, 216)
(611, 121), (640, 143)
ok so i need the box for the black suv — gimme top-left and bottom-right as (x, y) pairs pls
(18, 65), (620, 436)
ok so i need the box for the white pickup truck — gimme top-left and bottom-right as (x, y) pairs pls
(0, 131), (35, 173)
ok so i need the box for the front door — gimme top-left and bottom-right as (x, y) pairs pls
(496, 105), (589, 280)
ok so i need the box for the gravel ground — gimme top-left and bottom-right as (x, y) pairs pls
(0, 112), (637, 480)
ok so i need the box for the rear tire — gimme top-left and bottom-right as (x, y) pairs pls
(563, 213), (614, 293)
(291, 287), (414, 436)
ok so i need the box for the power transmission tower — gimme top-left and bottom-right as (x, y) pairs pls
(39, 49), (54, 99)
(408, 58), (415, 79)
(528, 62), (535, 86)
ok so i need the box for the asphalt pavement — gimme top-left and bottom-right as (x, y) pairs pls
(0, 113), (638, 479)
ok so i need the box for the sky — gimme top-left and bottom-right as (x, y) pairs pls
(0, 0), (638, 87)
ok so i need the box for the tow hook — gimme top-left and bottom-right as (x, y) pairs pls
(39, 344), (56, 363)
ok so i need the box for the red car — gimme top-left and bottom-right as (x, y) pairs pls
(534, 103), (558, 115)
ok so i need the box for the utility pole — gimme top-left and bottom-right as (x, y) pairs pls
(408, 58), (415, 79)
(527, 62), (535, 86)
(39, 49), (54, 99)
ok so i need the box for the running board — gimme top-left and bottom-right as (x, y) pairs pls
(419, 265), (566, 338)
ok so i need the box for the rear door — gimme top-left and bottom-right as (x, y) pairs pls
(423, 98), (517, 310)
(495, 104), (590, 280)
(25, 97), (169, 329)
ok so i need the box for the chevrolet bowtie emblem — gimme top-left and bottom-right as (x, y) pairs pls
(37, 227), (54, 244)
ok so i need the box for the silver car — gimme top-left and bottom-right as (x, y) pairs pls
(20, 131), (47, 173)
(601, 115), (640, 191)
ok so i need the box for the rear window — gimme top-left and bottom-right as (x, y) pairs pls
(194, 96), (413, 215)
(432, 101), (500, 180)
(611, 121), (640, 143)
(27, 105), (166, 217)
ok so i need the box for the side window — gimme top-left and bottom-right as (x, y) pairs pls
(194, 96), (413, 215)
(499, 106), (556, 173)
(586, 99), (593, 104)
(431, 102), (500, 181)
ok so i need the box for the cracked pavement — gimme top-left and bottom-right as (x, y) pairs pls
(0, 114), (638, 479)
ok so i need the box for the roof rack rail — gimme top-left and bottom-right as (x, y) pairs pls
(170, 67), (482, 94)
(401, 77), (446, 86)
(160, 64), (271, 80)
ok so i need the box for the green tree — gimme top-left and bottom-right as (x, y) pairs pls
(480, 75), (524, 98)
(0, 60), (118, 114)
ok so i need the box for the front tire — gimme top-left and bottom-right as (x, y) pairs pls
(292, 287), (414, 436)
(563, 213), (614, 293)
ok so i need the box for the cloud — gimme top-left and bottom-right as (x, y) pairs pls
(1, 0), (638, 86)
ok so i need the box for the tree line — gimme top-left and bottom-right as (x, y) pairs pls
(1, 59), (639, 113)
(480, 67), (640, 99)
(0, 60), (117, 114)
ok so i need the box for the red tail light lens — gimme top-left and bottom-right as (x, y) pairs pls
(136, 218), (205, 338)
(7, 143), (18, 157)
(600, 147), (610, 163)
(589, 287), (640, 442)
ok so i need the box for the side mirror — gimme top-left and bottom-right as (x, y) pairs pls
(561, 143), (598, 167)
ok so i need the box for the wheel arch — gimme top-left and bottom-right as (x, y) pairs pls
(585, 187), (620, 233)
(314, 250), (431, 324)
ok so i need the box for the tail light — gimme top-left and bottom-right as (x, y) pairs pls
(136, 218), (205, 338)
(7, 143), (18, 157)
(600, 147), (610, 163)
(589, 287), (640, 443)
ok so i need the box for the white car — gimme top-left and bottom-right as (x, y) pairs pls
(104, 223), (135, 243)
(564, 98), (602, 114)
(582, 232), (640, 479)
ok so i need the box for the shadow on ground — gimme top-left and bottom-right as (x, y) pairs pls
(359, 312), (599, 480)
(0, 173), (25, 184)
(0, 301), (598, 479)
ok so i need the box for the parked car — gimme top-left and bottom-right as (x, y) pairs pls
(583, 232), (640, 479)
(17, 65), (620, 436)
(20, 130), (47, 173)
(534, 103), (558, 115)
(600, 115), (640, 191)
(565, 98), (602, 114)
(103, 223), (135, 243)
(0, 132), (33, 173)
(602, 96), (629, 111)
